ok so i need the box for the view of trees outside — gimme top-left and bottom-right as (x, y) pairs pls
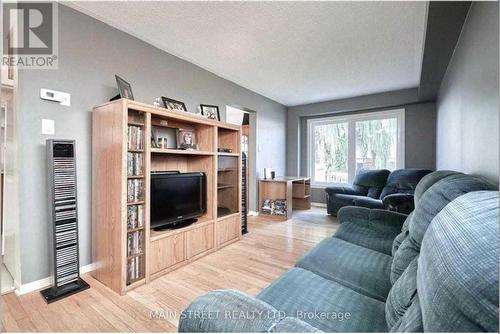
(313, 122), (348, 183)
(355, 118), (397, 170)
(313, 117), (398, 184)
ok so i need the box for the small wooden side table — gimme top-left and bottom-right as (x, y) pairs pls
(258, 177), (311, 220)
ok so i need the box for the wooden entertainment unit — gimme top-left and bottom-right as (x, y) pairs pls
(92, 99), (242, 295)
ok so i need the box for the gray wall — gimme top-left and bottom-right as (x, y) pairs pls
(436, 2), (499, 182)
(287, 89), (436, 203)
(16, 5), (286, 284)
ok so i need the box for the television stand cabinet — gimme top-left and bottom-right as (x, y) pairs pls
(92, 99), (242, 295)
(258, 177), (311, 220)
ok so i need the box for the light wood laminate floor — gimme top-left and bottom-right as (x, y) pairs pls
(1, 208), (338, 332)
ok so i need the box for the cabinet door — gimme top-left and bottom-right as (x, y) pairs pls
(217, 214), (241, 245)
(187, 223), (214, 259)
(149, 234), (185, 274)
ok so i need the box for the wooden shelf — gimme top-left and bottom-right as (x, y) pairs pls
(150, 217), (214, 241)
(218, 168), (237, 172)
(127, 252), (144, 260)
(127, 227), (144, 233)
(217, 211), (240, 220)
(217, 184), (234, 190)
(128, 121), (144, 127)
(127, 201), (144, 206)
(217, 152), (239, 157)
(293, 194), (311, 199)
(151, 148), (215, 156)
(126, 277), (145, 287)
(92, 99), (242, 295)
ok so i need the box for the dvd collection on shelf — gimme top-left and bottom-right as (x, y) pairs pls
(53, 155), (80, 286)
(127, 205), (144, 229)
(127, 179), (144, 202)
(126, 122), (145, 284)
(127, 256), (143, 283)
(127, 152), (144, 176)
(262, 199), (287, 216)
(127, 125), (144, 151)
(127, 230), (143, 256)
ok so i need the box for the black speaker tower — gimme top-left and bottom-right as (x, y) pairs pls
(241, 152), (248, 234)
(41, 140), (89, 303)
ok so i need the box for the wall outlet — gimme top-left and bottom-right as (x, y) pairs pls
(42, 119), (55, 135)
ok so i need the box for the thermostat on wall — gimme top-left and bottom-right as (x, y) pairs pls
(40, 88), (71, 106)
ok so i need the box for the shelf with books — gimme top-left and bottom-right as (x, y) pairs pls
(126, 111), (146, 286)
(127, 125), (144, 152)
(150, 148), (215, 156)
(93, 99), (241, 295)
(127, 178), (145, 204)
(126, 255), (144, 284)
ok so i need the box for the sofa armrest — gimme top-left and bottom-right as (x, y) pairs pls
(325, 186), (360, 196)
(179, 289), (321, 333)
(382, 193), (415, 214)
(337, 207), (408, 234)
(337, 206), (370, 224)
(352, 197), (384, 209)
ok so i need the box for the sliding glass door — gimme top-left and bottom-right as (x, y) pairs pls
(308, 109), (404, 186)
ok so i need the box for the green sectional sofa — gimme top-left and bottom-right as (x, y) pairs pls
(179, 171), (499, 332)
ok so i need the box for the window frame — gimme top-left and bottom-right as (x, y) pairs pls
(307, 109), (405, 187)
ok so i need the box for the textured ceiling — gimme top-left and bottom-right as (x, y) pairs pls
(67, 1), (427, 106)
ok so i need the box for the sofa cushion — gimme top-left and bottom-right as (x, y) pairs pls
(334, 222), (396, 255)
(418, 191), (499, 332)
(296, 237), (392, 301)
(352, 169), (390, 198)
(179, 289), (280, 332)
(390, 173), (498, 283)
(380, 168), (432, 199)
(257, 268), (388, 332)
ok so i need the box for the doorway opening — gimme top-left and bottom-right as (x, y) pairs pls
(225, 106), (257, 215)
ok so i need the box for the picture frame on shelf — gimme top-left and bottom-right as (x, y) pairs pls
(115, 75), (134, 100)
(158, 137), (168, 149)
(200, 104), (220, 121)
(162, 96), (187, 112)
(151, 127), (159, 148)
(176, 128), (198, 150)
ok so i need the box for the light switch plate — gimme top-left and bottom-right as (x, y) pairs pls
(42, 119), (55, 135)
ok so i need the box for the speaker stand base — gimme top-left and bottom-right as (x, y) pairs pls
(40, 278), (90, 304)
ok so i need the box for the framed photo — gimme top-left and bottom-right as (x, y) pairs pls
(200, 104), (220, 121)
(115, 75), (134, 100)
(151, 128), (159, 148)
(176, 128), (198, 150)
(162, 97), (187, 112)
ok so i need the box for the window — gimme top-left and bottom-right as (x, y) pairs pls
(308, 109), (404, 186)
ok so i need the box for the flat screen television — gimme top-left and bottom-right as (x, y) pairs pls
(150, 171), (207, 230)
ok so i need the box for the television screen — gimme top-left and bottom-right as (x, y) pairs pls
(150, 172), (207, 229)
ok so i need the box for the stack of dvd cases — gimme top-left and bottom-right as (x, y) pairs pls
(41, 140), (89, 303)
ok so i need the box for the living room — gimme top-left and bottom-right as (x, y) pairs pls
(0, 1), (498, 333)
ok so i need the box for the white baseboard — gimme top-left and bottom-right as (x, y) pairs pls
(311, 202), (327, 208)
(15, 262), (97, 296)
(248, 210), (259, 216)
